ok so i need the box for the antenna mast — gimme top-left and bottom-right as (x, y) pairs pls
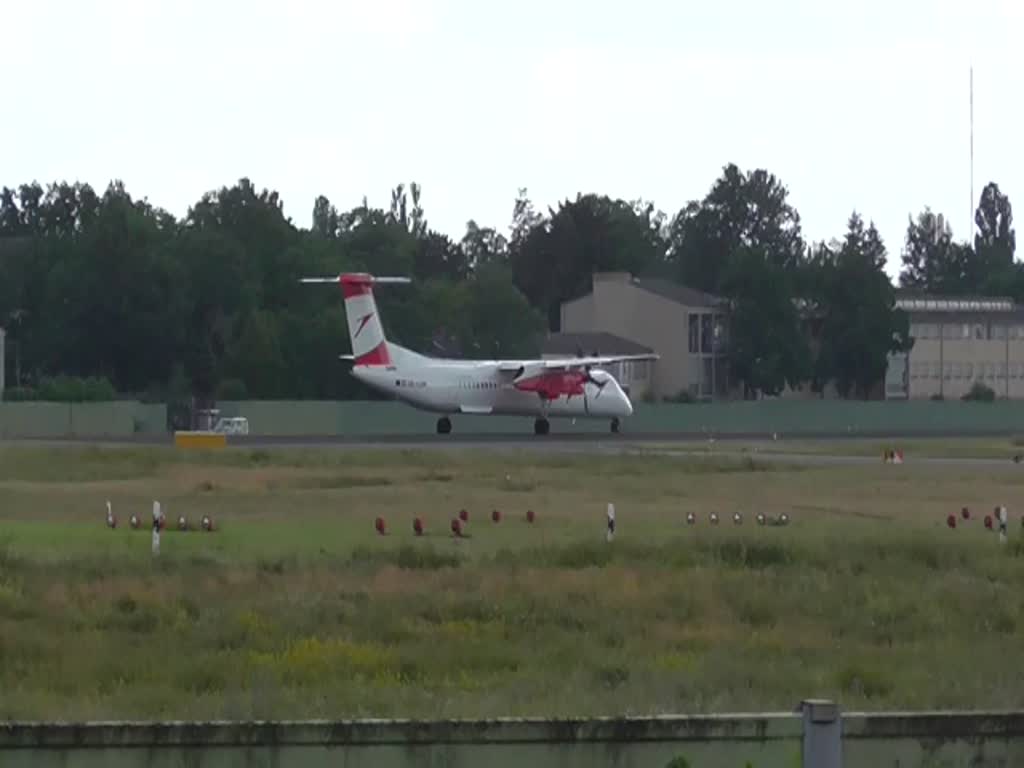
(970, 64), (974, 234)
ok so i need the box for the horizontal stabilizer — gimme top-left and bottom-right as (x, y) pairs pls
(300, 275), (412, 285)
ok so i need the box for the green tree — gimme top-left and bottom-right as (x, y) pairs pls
(224, 309), (288, 398)
(667, 163), (805, 294)
(974, 181), (1016, 270)
(187, 177), (301, 310)
(414, 230), (470, 282)
(510, 192), (668, 329)
(31, 182), (181, 392)
(311, 194), (340, 238)
(898, 208), (975, 293)
(813, 213), (912, 399)
(168, 228), (247, 398)
(721, 246), (810, 398)
(668, 163), (810, 397)
(461, 220), (509, 268)
(460, 264), (547, 358)
(388, 182), (427, 238)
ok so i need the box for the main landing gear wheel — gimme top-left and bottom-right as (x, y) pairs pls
(610, 418), (620, 434)
(534, 418), (550, 436)
(437, 417), (452, 435)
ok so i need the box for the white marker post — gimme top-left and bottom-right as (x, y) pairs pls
(152, 501), (162, 557)
(606, 502), (616, 543)
(999, 505), (1008, 544)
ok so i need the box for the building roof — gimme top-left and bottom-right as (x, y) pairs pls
(630, 276), (726, 309)
(542, 331), (653, 357)
(588, 272), (726, 309)
(895, 294), (1016, 313)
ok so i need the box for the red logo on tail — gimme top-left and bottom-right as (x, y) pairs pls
(354, 312), (373, 338)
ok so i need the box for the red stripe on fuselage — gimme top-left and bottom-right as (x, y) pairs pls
(354, 341), (391, 367)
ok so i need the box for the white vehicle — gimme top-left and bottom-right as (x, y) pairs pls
(213, 417), (249, 435)
(301, 273), (658, 436)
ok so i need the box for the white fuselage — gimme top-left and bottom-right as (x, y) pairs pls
(304, 271), (650, 428)
(351, 346), (634, 420)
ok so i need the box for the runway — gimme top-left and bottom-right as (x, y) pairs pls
(6, 430), (1024, 469)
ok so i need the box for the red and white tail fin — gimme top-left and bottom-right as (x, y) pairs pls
(300, 273), (410, 367)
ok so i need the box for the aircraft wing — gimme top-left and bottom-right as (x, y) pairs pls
(497, 353), (659, 380)
(538, 353), (659, 371)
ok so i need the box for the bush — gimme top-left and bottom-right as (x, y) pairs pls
(1, 387), (37, 402)
(962, 381), (996, 402)
(4, 376), (117, 403)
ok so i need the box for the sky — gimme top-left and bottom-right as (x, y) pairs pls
(2, 0), (1021, 281)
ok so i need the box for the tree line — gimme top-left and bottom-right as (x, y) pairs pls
(0, 165), (1016, 403)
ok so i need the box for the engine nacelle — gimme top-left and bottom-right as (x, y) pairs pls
(513, 370), (589, 400)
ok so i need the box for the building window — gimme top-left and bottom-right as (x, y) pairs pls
(688, 313), (699, 354)
(965, 362), (974, 378)
(701, 314), (713, 354)
(975, 325), (985, 340)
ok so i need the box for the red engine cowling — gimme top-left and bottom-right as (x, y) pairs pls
(514, 371), (588, 400)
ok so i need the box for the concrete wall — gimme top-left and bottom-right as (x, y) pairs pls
(0, 401), (166, 438)
(0, 326), (6, 402)
(6, 398), (1024, 440)
(4, 710), (1024, 767)
(215, 398), (1024, 438)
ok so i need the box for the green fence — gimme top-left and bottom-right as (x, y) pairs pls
(3, 706), (1024, 767)
(0, 401), (166, 438)
(3, 399), (1024, 440)
(216, 399), (1024, 438)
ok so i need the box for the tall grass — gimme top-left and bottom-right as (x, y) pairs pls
(3, 442), (1024, 720)
(4, 528), (1024, 720)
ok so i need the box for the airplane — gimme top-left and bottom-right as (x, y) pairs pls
(300, 272), (659, 436)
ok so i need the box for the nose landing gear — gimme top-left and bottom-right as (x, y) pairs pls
(437, 417), (452, 434)
(610, 418), (620, 434)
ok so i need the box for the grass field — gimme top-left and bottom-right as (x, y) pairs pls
(3, 440), (1024, 721)
(642, 435), (1024, 459)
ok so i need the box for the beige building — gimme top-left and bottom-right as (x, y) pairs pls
(888, 295), (1024, 400)
(549, 273), (1024, 402)
(547, 272), (729, 401)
